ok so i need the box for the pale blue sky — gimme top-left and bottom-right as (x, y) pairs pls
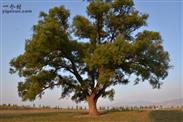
(0, 0), (182, 108)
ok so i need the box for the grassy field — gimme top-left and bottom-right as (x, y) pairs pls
(0, 109), (182, 122)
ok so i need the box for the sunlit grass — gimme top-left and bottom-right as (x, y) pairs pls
(0, 109), (182, 122)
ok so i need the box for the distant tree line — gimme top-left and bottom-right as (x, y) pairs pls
(0, 104), (182, 111)
(0, 104), (33, 110)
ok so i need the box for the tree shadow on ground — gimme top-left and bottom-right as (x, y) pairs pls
(149, 110), (183, 122)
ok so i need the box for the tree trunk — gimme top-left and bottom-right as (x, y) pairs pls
(87, 95), (98, 116)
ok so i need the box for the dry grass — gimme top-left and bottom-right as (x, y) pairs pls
(0, 109), (182, 122)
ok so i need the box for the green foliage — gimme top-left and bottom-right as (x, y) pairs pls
(10, 0), (170, 103)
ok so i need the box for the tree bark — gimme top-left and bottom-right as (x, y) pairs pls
(87, 95), (98, 116)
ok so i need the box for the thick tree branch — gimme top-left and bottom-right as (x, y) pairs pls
(61, 51), (83, 84)
(69, 59), (83, 83)
(94, 82), (111, 100)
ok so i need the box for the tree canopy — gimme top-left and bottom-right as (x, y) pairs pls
(10, 0), (170, 115)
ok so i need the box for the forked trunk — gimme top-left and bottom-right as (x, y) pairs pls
(87, 95), (98, 116)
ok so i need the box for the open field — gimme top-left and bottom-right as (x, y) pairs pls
(0, 109), (182, 122)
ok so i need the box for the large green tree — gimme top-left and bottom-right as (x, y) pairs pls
(10, 0), (170, 116)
